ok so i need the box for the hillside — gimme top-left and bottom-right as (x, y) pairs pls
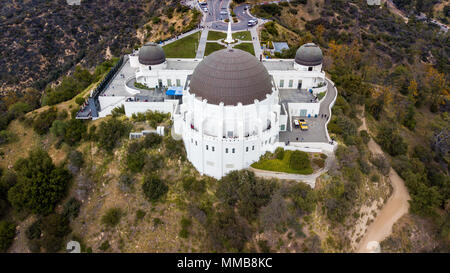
(253, 0), (449, 252)
(0, 0), (448, 254)
(0, 0), (177, 95)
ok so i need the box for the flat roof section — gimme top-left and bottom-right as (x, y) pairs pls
(262, 60), (296, 71)
(279, 88), (317, 103)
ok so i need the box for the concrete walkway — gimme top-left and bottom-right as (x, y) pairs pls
(195, 29), (209, 58)
(249, 151), (335, 187)
(250, 26), (262, 59)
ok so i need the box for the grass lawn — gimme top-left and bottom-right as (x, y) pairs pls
(233, 43), (255, 56)
(251, 150), (314, 175)
(207, 31), (227, 41)
(162, 32), (200, 58)
(204, 42), (226, 56)
(317, 91), (326, 100)
(232, 31), (252, 41)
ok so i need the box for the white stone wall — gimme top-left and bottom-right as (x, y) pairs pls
(288, 102), (321, 117)
(175, 89), (281, 179)
(98, 96), (127, 117)
(136, 69), (191, 89)
(124, 100), (178, 117)
(270, 70), (325, 90)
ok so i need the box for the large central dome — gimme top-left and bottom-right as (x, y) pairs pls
(189, 49), (273, 105)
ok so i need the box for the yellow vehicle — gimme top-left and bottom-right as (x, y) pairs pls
(298, 119), (308, 130)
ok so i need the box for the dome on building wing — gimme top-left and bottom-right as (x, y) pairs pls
(295, 43), (323, 66)
(189, 48), (273, 106)
(138, 43), (166, 65)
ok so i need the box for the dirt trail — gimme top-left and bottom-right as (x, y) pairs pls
(383, 0), (409, 23)
(356, 111), (410, 252)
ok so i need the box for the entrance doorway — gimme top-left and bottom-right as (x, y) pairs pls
(297, 80), (302, 89)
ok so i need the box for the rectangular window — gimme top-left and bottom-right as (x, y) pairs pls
(232, 148), (235, 153)
(195, 141), (197, 146)
(212, 146), (215, 152)
(279, 79), (284, 88)
(246, 147), (249, 152)
(288, 79), (293, 87)
(225, 148), (229, 153)
(308, 67), (313, 71)
(167, 79), (172, 86)
(176, 79), (181, 86)
(206, 145), (209, 150)
(252, 146), (255, 150)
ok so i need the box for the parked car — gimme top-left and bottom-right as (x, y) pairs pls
(294, 120), (300, 128)
(298, 119), (308, 130)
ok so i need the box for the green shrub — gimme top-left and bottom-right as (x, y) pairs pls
(376, 125), (408, 156)
(63, 119), (87, 145)
(33, 107), (58, 135)
(142, 133), (162, 149)
(0, 221), (16, 252)
(26, 219), (42, 240)
(111, 105), (125, 117)
(126, 149), (146, 173)
(8, 149), (71, 215)
(99, 240), (110, 251)
(62, 197), (81, 220)
(289, 151), (311, 171)
(135, 209), (146, 222)
(96, 118), (132, 152)
(142, 175), (168, 203)
(370, 154), (391, 176)
(75, 97), (85, 106)
(274, 147), (285, 160)
(182, 177), (205, 194)
(359, 130), (370, 144)
(179, 217), (192, 239)
(101, 208), (123, 228)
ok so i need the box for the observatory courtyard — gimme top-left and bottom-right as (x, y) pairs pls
(79, 39), (338, 179)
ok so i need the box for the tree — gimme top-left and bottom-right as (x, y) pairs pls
(142, 175), (168, 202)
(63, 119), (87, 145)
(377, 125), (408, 156)
(7, 149), (71, 215)
(0, 221), (16, 252)
(33, 107), (58, 135)
(217, 170), (275, 220)
(96, 118), (132, 152)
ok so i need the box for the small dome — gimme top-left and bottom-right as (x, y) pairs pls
(295, 43), (323, 66)
(138, 43), (166, 65)
(189, 49), (273, 106)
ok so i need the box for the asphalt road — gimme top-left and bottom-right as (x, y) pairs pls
(200, 0), (257, 31)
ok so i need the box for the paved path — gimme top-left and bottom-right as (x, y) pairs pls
(356, 109), (411, 253)
(195, 29), (209, 58)
(250, 24), (263, 59)
(249, 151), (335, 187)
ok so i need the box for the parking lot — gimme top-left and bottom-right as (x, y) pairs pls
(279, 116), (329, 143)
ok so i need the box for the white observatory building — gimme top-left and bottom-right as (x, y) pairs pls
(173, 49), (281, 178)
